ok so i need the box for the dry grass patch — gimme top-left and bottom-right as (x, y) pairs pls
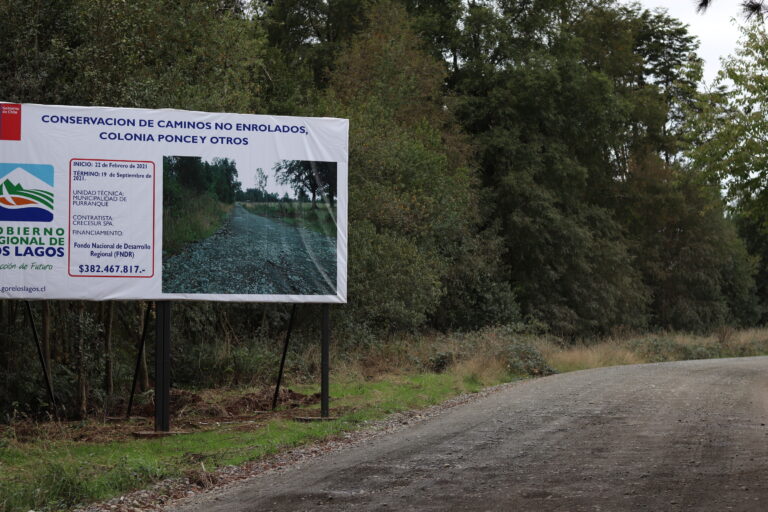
(535, 338), (642, 373)
(533, 327), (768, 372)
(450, 354), (509, 388)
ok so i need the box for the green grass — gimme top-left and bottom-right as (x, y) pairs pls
(241, 201), (336, 237)
(0, 373), (515, 512)
(163, 191), (232, 256)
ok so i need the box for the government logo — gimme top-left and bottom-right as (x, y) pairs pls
(0, 163), (54, 222)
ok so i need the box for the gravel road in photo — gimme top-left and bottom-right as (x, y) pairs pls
(163, 205), (336, 295)
(169, 357), (768, 511)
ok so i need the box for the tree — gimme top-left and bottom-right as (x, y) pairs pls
(688, 21), (768, 312)
(255, 168), (268, 194)
(447, 1), (663, 334)
(697, 0), (768, 18)
(209, 158), (240, 204)
(689, 22), (768, 217)
(265, 0), (372, 87)
(0, 0), (268, 111)
(326, 1), (518, 330)
(618, 153), (759, 330)
(273, 160), (336, 207)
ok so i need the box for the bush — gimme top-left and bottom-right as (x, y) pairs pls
(631, 336), (722, 362)
(501, 341), (556, 377)
(427, 352), (454, 373)
(348, 221), (445, 330)
(173, 342), (280, 388)
(680, 344), (720, 361)
(630, 336), (680, 362)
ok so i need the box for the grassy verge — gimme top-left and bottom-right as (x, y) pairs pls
(4, 326), (768, 511)
(163, 191), (232, 256)
(241, 201), (336, 237)
(0, 372), (515, 512)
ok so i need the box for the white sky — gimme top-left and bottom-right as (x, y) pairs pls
(636, 0), (746, 84)
(241, 163), (296, 199)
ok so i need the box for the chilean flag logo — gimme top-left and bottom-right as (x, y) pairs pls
(0, 103), (22, 141)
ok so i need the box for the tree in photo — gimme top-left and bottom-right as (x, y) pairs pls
(256, 167), (268, 193)
(273, 160), (337, 207)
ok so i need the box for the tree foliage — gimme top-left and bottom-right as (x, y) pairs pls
(323, 1), (518, 330)
(0, 0), (267, 111)
(274, 160), (337, 206)
(688, 21), (768, 319)
(0, 0), (764, 419)
(164, 156), (240, 205)
(697, 0), (768, 19)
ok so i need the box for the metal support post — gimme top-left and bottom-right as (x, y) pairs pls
(272, 304), (297, 411)
(155, 301), (171, 432)
(321, 304), (330, 418)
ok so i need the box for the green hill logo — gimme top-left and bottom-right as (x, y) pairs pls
(0, 164), (54, 222)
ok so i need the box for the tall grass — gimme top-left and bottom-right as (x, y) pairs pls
(534, 338), (643, 373)
(533, 328), (768, 373)
(163, 190), (232, 256)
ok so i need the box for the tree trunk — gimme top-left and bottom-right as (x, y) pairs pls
(77, 302), (88, 419)
(61, 302), (69, 365)
(1, 300), (8, 390)
(6, 302), (18, 377)
(42, 301), (51, 376)
(260, 304), (269, 334)
(104, 302), (114, 397)
(138, 302), (150, 391)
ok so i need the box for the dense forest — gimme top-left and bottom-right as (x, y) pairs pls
(2, 0), (768, 419)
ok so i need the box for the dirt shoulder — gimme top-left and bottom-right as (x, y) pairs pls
(166, 357), (768, 512)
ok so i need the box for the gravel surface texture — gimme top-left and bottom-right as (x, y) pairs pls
(166, 357), (768, 511)
(162, 205), (336, 295)
(76, 382), (515, 512)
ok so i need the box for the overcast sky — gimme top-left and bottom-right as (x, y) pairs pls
(242, 163), (297, 199)
(636, 0), (746, 84)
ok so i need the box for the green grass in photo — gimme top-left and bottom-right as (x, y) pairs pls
(241, 201), (337, 237)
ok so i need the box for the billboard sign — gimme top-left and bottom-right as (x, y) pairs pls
(0, 103), (348, 303)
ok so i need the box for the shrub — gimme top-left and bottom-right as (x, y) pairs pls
(501, 341), (556, 377)
(427, 352), (454, 373)
(630, 336), (682, 362)
(173, 342), (280, 388)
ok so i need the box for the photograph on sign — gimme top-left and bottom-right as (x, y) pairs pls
(162, 157), (338, 296)
(0, 102), (348, 303)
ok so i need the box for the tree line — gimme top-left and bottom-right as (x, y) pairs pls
(2, 0), (768, 418)
(164, 156), (241, 207)
(236, 160), (337, 206)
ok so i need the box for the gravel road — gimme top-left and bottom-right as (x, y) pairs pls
(169, 357), (768, 511)
(163, 205), (336, 295)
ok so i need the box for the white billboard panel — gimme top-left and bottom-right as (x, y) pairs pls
(0, 103), (348, 302)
